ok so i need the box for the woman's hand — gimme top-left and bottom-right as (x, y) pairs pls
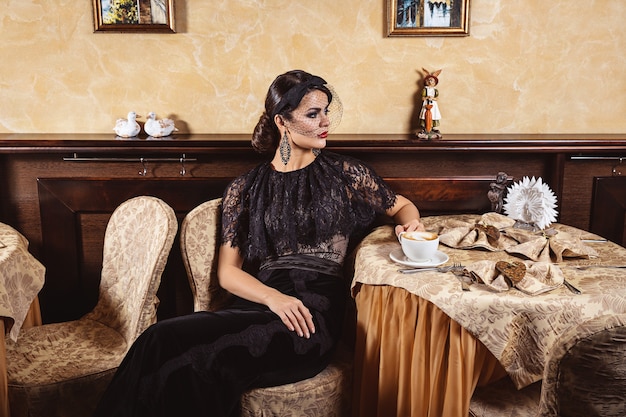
(218, 245), (315, 338)
(265, 292), (315, 338)
(395, 218), (425, 237)
(387, 195), (425, 237)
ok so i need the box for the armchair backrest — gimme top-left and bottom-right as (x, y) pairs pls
(180, 198), (231, 312)
(538, 313), (626, 417)
(85, 196), (178, 344)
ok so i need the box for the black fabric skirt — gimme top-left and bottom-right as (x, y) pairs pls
(92, 265), (347, 417)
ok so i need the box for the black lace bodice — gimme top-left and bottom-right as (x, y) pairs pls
(221, 151), (397, 265)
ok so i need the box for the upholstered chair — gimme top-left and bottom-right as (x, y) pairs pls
(469, 313), (626, 417)
(180, 198), (353, 417)
(6, 196), (178, 417)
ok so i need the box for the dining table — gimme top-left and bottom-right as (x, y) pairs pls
(350, 213), (626, 417)
(1, 222), (45, 417)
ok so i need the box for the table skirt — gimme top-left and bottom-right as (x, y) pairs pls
(1, 298), (41, 417)
(0, 320), (6, 417)
(352, 284), (506, 417)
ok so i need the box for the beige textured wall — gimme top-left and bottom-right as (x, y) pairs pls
(1, 0), (625, 135)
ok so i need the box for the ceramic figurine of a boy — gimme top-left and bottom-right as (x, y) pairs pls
(417, 68), (443, 140)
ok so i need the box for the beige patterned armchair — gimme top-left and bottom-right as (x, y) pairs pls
(6, 196), (178, 417)
(180, 198), (353, 417)
(469, 313), (626, 417)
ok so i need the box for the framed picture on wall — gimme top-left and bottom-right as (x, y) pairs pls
(387, 0), (470, 37)
(93, 0), (176, 33)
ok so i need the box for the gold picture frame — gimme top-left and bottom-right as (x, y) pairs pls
(93, 0), (175, 33)
(387, 0), (470, 37)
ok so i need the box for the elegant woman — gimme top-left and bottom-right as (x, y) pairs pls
(93, 69), (423, 417)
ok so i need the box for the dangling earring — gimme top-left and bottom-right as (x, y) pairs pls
(312, 148), (321, 157)
(279, 131), (291, 165)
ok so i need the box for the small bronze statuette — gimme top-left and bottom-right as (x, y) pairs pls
(487, 172), (511, 213)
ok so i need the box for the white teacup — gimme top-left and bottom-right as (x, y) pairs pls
(398, 231), (440, 262)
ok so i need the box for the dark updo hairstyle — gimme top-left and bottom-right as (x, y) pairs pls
(251, 70), (332, 154)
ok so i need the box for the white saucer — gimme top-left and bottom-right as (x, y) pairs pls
(389, 248), (449, 268)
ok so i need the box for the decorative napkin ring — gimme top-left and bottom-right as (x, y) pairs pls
(463, 260), (564, 295)
(495, 261), (526, 286)
(474, 223), (501, 245)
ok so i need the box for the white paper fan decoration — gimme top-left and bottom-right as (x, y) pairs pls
(503, 176), (558, 230)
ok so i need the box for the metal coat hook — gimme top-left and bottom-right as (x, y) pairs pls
(139, 157), (148, 176)
(180, 154), (186, 176)
(613, 157), (623, 176)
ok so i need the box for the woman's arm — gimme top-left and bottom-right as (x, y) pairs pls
(386, 194), (425, 236)
(217, 244), (315, 338)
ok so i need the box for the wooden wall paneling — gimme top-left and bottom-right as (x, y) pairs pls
(590, 176), (626, 246)
(550, 153), (566, 212)
(561, 159), (618, 231)
(0, 155), (9, 223)
(37, 177), (234, 323)
(0, 155), (44, 243)
(383, 177), (496, 215)
(2, 134), (625, 323)
(350, 151), (553, 183)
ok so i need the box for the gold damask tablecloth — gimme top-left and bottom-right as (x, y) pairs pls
(350, 215), (626, 417)
(0, 223), (44, 341)
(1, 222), (45, 417)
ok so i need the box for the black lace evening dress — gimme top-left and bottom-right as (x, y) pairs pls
(93, 151), (397, 417)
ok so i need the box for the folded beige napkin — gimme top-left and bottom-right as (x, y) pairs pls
(435, 212), (518, 251)
(463, 260), (564, 295)
(504, 228), (598, 263)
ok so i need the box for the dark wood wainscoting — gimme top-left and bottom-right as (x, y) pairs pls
(2, 133), (625, 323)
(385, 176), (497, 216)
(590, 176), (626, 247)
